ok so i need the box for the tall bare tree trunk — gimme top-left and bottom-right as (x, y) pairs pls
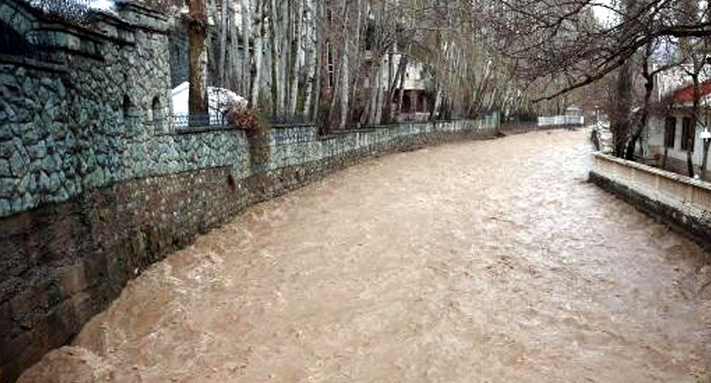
(612, 59), (633, 157)
(396, 64), (406, 116)
(366, 61), (381, 125)
(241, 0), (251, 96)
(702, 133), (711, 179)
(338, 0), (350, 130)
(288, 0), (303, 116)
(688, 74), (700, 177)
(229, 3), (239, 89)
(626, 41), (654, 160)
(219, 0), (230, 87)
(268, 0), (279, 116)
(328, 24), (344, 130)
(374, 57), (384, 125)
(188, 0), (208, 119)
(611, 0), (636, 157)
(277, 1), (287, 114)
(432, 87), (442, 120)
(386, 52), (406, 122)
(311, 0), (322, 122)
(348, 0), (363, 123)
(302, 0), (316, 118)
(250, 0), (262, 107)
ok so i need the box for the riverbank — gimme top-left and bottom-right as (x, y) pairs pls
(19, 128), (711, 383)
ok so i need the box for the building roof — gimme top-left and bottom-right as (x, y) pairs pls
(673, 80), (711, 102)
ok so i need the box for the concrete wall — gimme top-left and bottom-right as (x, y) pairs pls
(589, 152), (711, 248)
(537, 115), (585, 126)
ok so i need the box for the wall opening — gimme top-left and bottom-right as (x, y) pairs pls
(152, 96), (164, 133)
(122, 95), (132, 121)
(402, 95), (411, 113)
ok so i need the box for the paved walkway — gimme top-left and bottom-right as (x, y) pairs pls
(21, 129), (711, 383)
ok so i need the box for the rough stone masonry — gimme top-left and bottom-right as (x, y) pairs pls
(0, 1), (500, 381)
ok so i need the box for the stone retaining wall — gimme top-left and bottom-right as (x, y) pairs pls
(0, 2), (510, 381)
(0, 117), (499, 382)
(0, 0), (172, 219)
(589, 152), (711, 249)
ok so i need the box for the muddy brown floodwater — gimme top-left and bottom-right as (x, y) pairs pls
(20, 129), (711, 383)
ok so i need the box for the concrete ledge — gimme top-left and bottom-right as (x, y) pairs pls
(589, 155), (711, 251)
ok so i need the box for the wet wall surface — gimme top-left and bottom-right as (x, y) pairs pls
(19, 129), (711, 383)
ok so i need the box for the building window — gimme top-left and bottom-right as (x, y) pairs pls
(665, 116), (676, 149)
(402, 94), (411, 113)
(326, 42), (334, 87)
(152, 96), (164, 133)
(419, 94), (428, 112)
(682, 117), (695, 152)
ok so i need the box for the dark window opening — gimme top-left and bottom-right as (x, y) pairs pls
(665, 116), (676, 149)
(402, 95), (411, 113)
(0, 22), (28, 56)
(682, 117), (695, 152)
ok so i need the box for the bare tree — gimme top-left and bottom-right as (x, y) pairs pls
(288, 0), (304, 116)
(187, 0), (208, 117)
(250, 0), (263, 107)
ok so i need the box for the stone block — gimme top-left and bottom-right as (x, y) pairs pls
(27, 141), (47, 160)
(0, 178), (16, 198)
(0, 159), (10, 177)
(9, 150), (28, 177)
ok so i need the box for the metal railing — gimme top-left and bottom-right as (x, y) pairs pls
(537, 115), (585, 126)
(173, 112), (228, 130)
(266, 114), (314, 126)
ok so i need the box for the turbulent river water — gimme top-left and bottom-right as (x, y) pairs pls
(20, 128), (711, 383)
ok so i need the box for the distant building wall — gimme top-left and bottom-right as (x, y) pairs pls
(646, 113), (711, 178)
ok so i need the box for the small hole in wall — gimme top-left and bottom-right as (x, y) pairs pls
(122, 95), (132, 120)
(152, 96), (164, 134)
(227, 174), (236, 191)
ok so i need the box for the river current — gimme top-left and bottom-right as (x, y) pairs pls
(20, 128), (711, 382)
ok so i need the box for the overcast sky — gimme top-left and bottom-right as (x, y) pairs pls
(592, 0), (619, 26)
(90, 0), (113, 10)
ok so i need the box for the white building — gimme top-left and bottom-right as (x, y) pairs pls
(645, 78), (711, 178)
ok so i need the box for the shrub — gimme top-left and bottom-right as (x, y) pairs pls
(226, 105), (270, 172)
(225, 105), (269, 134)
